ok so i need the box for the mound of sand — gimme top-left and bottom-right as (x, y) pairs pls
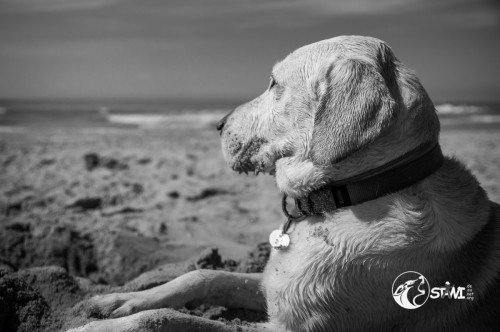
(0, 245), (270, 332)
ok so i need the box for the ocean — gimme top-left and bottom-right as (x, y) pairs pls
(0, 100), (499, 131)
(0, 100), (233, 131)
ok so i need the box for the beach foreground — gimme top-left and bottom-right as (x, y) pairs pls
(0, 119), (499, 331)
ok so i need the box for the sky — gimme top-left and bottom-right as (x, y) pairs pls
(0, 0), (499, 103)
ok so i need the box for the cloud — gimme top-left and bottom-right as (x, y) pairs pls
(304, 0), (499, 28)
(0, 0), (122, 12)
(2, 0), (498, 29)
(306, 0), (420, 15)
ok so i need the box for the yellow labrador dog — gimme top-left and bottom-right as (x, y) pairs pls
(69, 36), (500, 332)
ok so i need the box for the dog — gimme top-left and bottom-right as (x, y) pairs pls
(68, 36), (500, 332)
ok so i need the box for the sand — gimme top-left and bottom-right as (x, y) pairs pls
(0, 120), (499, 331)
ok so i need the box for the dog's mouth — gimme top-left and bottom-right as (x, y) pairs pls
(233, 162), (276, 176)
(240, 162), (276, 176)
(262, 164), (276, 176)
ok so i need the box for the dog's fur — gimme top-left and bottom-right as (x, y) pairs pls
(69, 36), (500, 332)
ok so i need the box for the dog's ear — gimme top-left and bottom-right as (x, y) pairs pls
(309, 49), (399, 166)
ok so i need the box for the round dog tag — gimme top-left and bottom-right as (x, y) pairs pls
(269, 229), (290, 249)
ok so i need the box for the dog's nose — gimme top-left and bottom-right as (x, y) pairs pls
(216, 112), (231, 132)
(216, 118), (226, 131)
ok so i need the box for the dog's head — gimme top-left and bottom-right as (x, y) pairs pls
(219, 36), (439, 197)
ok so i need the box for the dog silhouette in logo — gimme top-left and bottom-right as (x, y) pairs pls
(393, 275), (428, 309)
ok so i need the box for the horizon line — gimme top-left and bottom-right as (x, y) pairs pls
(1, 97), (500, 106)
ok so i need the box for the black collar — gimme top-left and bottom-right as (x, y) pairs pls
(282, 142), (444, 225)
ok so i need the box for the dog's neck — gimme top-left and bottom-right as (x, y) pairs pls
(284, 141), (444, 219)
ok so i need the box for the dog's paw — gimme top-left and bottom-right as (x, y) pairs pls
(78, 292), (148, 319)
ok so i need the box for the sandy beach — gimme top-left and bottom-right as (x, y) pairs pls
(0, 109), (499, 331)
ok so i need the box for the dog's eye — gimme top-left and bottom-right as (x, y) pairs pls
(268, 76), (277, 91)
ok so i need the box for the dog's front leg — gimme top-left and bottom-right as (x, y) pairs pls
(68, 308), (273, 332)
(81, 270), (265, 319)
